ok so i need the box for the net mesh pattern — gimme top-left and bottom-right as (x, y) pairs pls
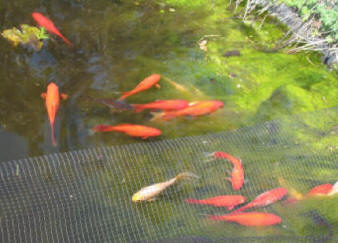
(0, 107), (337, 242)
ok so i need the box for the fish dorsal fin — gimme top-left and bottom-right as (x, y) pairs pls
(150, 111), (164, 122)
(60, 93), (68, 100)
(41, 93), (47, 99)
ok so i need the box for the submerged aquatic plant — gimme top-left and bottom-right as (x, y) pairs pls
(1, 24), (49, 51)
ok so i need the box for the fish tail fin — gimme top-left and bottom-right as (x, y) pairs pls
(160, 111), (176, 121)
(133, 105), (144, 113)
(176, 172), (200, 181)
(92, 125), (116, 132)
(231, 204), (249, 213)
(208, 215), (225, 221)
(60, 35), (73, 47)
(203, 152), (216, 162)
(283, 197), (299, 205)
(150, 111), (164, 122)
(51, 124), (57, 146)
(119, 92), (131, 101)
(185, 198), (202, 204)
(150, 111), (177, 121)
(278, 176), (303, 200)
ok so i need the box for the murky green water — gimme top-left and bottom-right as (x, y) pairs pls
(0, 0), (337, 242)
(0, 0), (336, 161)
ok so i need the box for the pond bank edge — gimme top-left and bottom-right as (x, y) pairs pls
(239, 0), (338, 69)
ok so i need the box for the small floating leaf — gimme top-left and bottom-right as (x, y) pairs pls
(1, 27), (22, 46)
(36, 27), (49, 40)
(1, 24), (50, 51)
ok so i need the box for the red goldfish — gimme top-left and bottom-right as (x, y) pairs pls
(32, 12), (72, 46)
(185, 195), (245, 210)
(307, 184), (333, 196)
(92, 123), (161, 139)
(132, 100), (189, 113)
(208, 212), (282, 226)
(281, 183), (335, 205)
(119, 74), (161, 100)
(210, 151), (244, 190)
(41, 82), (67, 146)
(157, 100), (224, 121)
(232, 188), (288, 213)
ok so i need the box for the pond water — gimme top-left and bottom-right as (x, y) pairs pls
(0, 0), (337, 242)
(1, 0), (336, 161)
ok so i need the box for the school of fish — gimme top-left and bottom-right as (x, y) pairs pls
(5, 11), (336, 232)
(183, 152), (334, 227)
(29, 13), (224, 145)
(181, 151), (288, 226)
(133, 149), (334, 228)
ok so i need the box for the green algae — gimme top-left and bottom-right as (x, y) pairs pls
(0, 1), (337, 241)
(1, 24), (49, 51)
(1, 0), (335, 153)
(164, 0), (213, 8)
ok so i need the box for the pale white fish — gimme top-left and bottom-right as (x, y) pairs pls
(162, 76), (189, 93)
(132, 172), (199, 202)
(162, 76), (206, 98)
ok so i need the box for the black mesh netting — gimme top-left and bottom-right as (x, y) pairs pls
(0, 107), (337, 243)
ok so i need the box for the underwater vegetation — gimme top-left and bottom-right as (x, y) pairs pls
(1, 24), (49, 50)
(0, 2), (337, 241)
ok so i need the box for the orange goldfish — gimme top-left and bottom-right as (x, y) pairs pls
(132, 100), (189, 113)
(307, 184), (333, 196)
(32, 12), (72, 46)
(41, 82), (67, 146)
(119, 74), (161, 100)
(185, 195), (245, 210)
(92, 123), (161, 139)
(132, 172), (199, 202)
(158, 100), (224, 121)
(232, 187), (288, 213)
(210, 151), (244, 190)
(208, 212), (282, 226)
(282, 183), (335, 205)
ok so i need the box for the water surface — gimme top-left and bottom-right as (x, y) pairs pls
(0, 1), (337, 242)
(1, 0), (337, 160)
